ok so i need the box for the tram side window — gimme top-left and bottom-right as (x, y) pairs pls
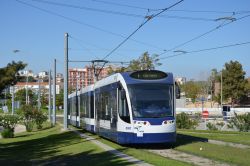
(90, 94), (94, 118)
(72, 97), (76, 116)
(68, 98), (71, 116)
(79, 94), (84, 117)
(119, 89), (130, 123)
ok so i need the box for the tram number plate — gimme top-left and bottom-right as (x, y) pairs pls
(137, 132), (143, 137)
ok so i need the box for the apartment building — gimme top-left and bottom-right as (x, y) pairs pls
(69, 66), (110, 89)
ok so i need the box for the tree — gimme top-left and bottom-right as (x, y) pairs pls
(15, 89), (36, 106)
(208, 69), (219, 100)
(107, 52), (162, 75)
(0, 61), (27, 93)
(222, 61), (248, 106)
(127, 52), (161, 71)
(181, 81), (201, 103)
(56, 89), (64, 109)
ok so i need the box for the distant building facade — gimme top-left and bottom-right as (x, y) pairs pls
(69, 66), (110, 89)
(175, 76), (186, 85)
(56, 73), (64, 84)
(14, 82), (61, 95)
(18, 70), (34, 77)
(37, 71), (48, 79)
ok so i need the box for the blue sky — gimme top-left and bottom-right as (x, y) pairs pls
(1, 0), (250, 80)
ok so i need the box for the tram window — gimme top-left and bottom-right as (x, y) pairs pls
(118, 89), (130, 123)
(90, 95), (94, 118)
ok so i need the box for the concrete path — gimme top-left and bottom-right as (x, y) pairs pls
(208, 139), (250, 149)
(180, 131), (250, 149)
(70, 129), (153, 166)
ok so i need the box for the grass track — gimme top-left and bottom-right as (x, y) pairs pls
(178, 129), (250, 145)
(83, 131), (191, 166)
(0, 126), (132, 165)
(175, 142), (250, 166)
(175, 130), (250, 166)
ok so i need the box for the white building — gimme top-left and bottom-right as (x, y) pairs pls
(38, 71), (48, 79)
(18, 70), (34, 77)
(175, 76), (187, 85)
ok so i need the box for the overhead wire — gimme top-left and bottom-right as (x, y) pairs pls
(159, 13), (250, 58)
(69, 35), (130, 59)
(160, 41), (250, 60)
(92, 0), (163, 11)
(102, 0), (184, 60)
(69, 36), (100, 59)
(16, 0), (164, 51)
(92, 0), (250, 15)
(31, 0), (217, 22)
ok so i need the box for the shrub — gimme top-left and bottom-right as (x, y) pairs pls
(206, 122), (218, 131)
(176, 112), (198, 129)
(19, 104), (48, 131)
(34, 110), (48, 129)
(216, 121), (225, 127)
(20, 105), (36, 132)
(229, 113), (250, 132)
(0, 114), (21, 138)
(1, 128), (14, 138)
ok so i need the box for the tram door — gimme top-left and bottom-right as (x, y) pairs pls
(109, 88), (118, 141)
(95, 90), (100, 134)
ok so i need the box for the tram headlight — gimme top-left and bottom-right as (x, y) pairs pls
(134, 120), (150, 126)
(162, 120), (175, 125)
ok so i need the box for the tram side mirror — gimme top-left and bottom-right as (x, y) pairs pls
(121, 89), (126, 100)
(175, 82), (181, 99)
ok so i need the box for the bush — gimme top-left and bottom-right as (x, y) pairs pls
(1, 128), (14, 138)
(0, 114), (21, 138)
(206, 122), (218, 131)
(19, 105), (48, 131)
(34, 110), (48, 129)
(176, 112), (198, 129)
(229, 113), (250, 132)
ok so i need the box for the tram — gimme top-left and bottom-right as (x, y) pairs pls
(68, 70), (178, 144)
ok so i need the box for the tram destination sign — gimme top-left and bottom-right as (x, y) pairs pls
(130, 70), (167, 80)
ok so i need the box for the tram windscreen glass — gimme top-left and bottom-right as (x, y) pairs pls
(130, 70), (167, 80)
(128, 84), (173, 118)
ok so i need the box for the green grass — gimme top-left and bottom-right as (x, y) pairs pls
(174, 130), (250, 166)
(0, 125), (133, 165)
(175, 141), (250, 166)
(82, 131), (191, 166)
(178, 129), (250, 145)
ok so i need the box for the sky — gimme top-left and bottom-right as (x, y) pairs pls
(1, 0), (250, 80)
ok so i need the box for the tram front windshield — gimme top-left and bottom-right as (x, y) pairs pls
(128, 84), (173, 118)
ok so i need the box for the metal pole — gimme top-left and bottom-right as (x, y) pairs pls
(38, 79), (41, 111)
(26, 71), (28, 104)
(53, 59), (56, 126)
(221, 70), (223, 107)
(48, 70), (52, 122)
(12, 86), (14, 115)
(4, 88), (7, 106)
(76, 75), (78, 125)
(64, 33), (69, 129)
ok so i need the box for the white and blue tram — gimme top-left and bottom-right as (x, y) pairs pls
(68, 70), (177, 144)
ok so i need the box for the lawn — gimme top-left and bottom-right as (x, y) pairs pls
(175, 141), (250, 166)
(178, 129), (250, 145)
(175, 130), (250, 166)
(82, 132), (191, 166)
(77, 128), (250, 166)
(0, 125), (133, 165)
